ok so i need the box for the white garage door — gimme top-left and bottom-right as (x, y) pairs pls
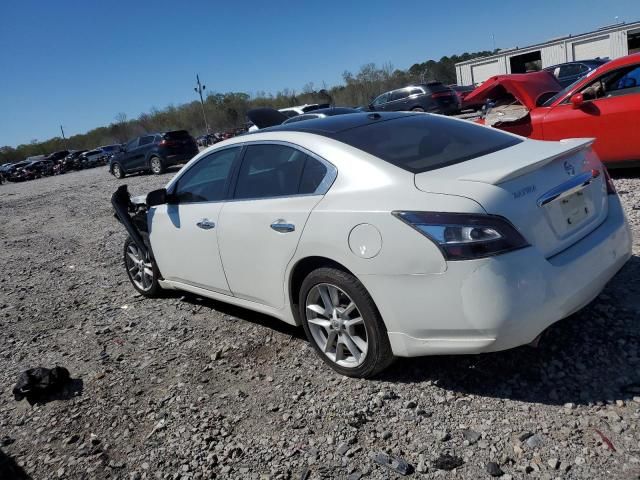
(572, 36), (611, 60)
(471, 61), (500, 84)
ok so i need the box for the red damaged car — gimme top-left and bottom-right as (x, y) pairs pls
(467, 53), (640, 168)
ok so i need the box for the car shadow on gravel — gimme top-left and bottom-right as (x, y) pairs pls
(177, 293), (305, 339)
(378, 255), (640, 407)
(0, 449), (30, 480)
(610, 168), (640, 179)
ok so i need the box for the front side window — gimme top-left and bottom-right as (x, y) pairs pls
(174, 147), (240, 203)
(580, 65), (640, 100)
(234, 144), (326, 200)
(372, 93), (389, 106)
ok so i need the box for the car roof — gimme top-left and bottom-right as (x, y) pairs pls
(263, 111), (412, 136)
(544, 58), (609, 69)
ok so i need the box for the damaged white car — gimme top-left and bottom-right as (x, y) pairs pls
(112, 112), (632, 377)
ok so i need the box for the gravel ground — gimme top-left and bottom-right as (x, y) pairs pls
(0, 166), (639, 480)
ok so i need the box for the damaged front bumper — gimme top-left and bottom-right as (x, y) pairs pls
(111, 185), (154, 263)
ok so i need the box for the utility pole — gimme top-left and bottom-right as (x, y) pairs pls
(194, 74), (210, 134)
(491, 33), (496, 51)
(60, 125), (69, 149)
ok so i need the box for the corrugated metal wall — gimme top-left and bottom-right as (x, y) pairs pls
(541, 44), (567, 67)
(610, 30), (629, 58)
(457, 65), (473, 86)
(572, 35), (611, 60)
(455, 22), (639, 85)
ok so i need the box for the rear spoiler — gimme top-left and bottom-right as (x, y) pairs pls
(457, 138), (596, 185)
(111, 185), (149, 259)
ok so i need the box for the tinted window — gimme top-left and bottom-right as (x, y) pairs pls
(331, 115), (522, 173)
(390, 90), (409, 101)
(280, 110), (299, 119)
(175, 147), (239, 203)
(372, 93), (389, 106)
(139, 135), (155, 146)
(409, 88), (424, 95)
(234, 144), (308, 199)
(126, 138), (138, 150)
(299, 157), (327, 194)
(558, 64), (582, 77)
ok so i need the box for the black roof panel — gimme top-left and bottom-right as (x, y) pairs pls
(262, 111), (412, 136)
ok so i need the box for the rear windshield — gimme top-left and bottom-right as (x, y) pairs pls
(332, 115), (522, 173)
(164, 130), (191, 140)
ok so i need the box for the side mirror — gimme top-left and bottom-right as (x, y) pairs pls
(570, 93), (584, 109)
(146, 188), (172, 207)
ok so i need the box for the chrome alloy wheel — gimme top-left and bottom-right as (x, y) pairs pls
(150, 157), (162, 174)
(125, 243), (154, 291)
(305, 283), (368, 368)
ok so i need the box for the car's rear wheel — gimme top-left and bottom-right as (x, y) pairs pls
(299, 267), (394, 378)
(411, 106), (425, 112)
(123, 237), (162, 297)
(150, 157), (164, 175)
(112, 163), (125, 179)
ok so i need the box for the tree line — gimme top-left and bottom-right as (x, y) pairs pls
(0, 49), (496, 164)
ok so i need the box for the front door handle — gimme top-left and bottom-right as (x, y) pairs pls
(196, 219), (216, 230)
(270, 220), (295, 233)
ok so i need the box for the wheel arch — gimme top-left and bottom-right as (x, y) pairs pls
(288, 255), (380, 328)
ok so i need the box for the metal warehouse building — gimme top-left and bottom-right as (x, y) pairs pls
(455, 21), (640, 86)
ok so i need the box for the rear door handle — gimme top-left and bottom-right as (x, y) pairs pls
(196, 219), (215, 230)
(270, 221), (295, 233)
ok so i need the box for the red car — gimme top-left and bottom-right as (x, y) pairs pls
(467, 53), (640, 168)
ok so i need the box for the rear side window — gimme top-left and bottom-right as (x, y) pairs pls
(175, 147), (239, 203)
(332, 115), (522, 173)
(234, 145), (307, 199)
(139, 135), (155, 146)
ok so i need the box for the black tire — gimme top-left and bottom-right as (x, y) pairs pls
(112, 163), (125, 179)
(149, 156), (164, 175)
(298, 267), (394, 378)
(123, 237), (162, 297)
(411, 106), (425, 112)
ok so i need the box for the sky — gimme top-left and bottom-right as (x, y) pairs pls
(0, 0), (638, 147)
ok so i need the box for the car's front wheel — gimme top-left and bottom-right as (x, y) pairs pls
(411, 106), (425, 112)
(299, 267), (394, 378)
(123, 237), (162, 297)
(150, 157), (164, 175)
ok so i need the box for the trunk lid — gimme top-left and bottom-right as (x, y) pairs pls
(414, 138), (608, 258)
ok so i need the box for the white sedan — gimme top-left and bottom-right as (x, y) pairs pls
(112, 112), (632, 378)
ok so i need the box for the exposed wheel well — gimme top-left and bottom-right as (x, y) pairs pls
(288, 256), (354, 325)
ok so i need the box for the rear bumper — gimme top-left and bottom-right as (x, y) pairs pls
(164, 150), (198, 165)
(361, 196), (632, 357)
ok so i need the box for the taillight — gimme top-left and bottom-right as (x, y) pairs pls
(603, 167), (616, 195)
(431, 92), (453, 99)
(392, 211), (529, 260)
(159, 139), (177, 146)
